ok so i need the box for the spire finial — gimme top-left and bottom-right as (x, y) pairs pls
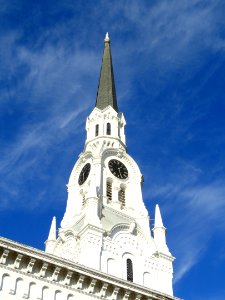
(104, 32), (110, 42)
(95, 33), (118, 112)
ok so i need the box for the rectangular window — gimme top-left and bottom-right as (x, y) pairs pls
(106, 123), (111, 135)
(118, 188), (125, 207)
(127, 259), (133, 282)
(95, 124), (99, 136)
(107, 181), (112, 201)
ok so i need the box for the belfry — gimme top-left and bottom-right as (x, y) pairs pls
(0, 34), (180, 300)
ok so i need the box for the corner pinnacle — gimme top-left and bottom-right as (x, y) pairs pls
(154, 204), (164, 228)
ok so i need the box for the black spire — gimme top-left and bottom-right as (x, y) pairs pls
(95, 33), (118, 112)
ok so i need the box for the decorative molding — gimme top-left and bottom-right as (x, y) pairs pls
(123, 290), (131, 299)
(52, 267), (61, 281)
(112, 286), (120, 300)
(26, 258), (36, 273)
(14, 254), (23, 269)
(0, 249), (9, 264)
(40, 262), (48, 278)
(76, 274), (85, 289)
(100, 283), (108, 298)
(89, 279), (97, 294)
(64, 271), (73, 285)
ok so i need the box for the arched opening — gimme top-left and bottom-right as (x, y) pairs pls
(0, 274), (10, 292)
(126, 259), (133, 282)
(55, 290), (63, 300)
(118, 186), (125, 207)
(106, 123), (111, 135)
(42, 286), (51, 300)
(143, 272), (151, 287)
(106, 180), (112, 201)
(15, 278), (24, 297)
(95, 124), (99, 136)
(28, 282), (37, 299)
(107, 258), (117, 276)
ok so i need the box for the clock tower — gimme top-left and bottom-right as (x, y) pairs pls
(45, 33), (174, 296)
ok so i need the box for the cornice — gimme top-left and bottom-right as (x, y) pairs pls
(0, 237), (181, 300)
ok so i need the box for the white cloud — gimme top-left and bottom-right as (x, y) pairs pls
(0, 1), (225, 285)
(148, 167), (225, 283)
(0, 24), (102, 209)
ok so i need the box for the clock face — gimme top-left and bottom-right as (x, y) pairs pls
(78, 163), (91, 185)
(108, 159), (128, 179)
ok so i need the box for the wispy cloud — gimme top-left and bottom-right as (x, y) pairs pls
(0, 20), (103, 209)
(0, 3), (225, 294)
(145, 160), (225, 283)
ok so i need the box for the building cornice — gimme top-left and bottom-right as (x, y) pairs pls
(0, 237), (181, 300)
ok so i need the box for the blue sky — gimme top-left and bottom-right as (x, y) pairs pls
(0, 1), (225, 299)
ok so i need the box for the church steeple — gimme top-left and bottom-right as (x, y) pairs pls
(52, 35), (175, 297)
(95, 33), (118, 112)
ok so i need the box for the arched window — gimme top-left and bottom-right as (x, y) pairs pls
(118, 187), (125, 207)
(95, 124), (99, 136)
(143, 272), (151, 287)
(0, 274), (10, 292)
(28, 282), (37, 299)
(126, 259), (133, 282)
(15, 278), (24, 297)
(55, 290), (63, 300)
(106, 123), (111, 135)
(42, 286), (51, 300)
(107, 258), (116, 276)
(106, 180), (112, 201)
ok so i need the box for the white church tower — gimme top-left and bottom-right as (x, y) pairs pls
(0, 33), (180, 300)
(45, 33), (175, 296)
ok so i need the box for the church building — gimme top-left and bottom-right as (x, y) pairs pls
(0, 34), (181, 300)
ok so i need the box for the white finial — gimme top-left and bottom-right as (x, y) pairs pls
(104, 32), (110, 42)
(153, 204), (170, 254)
(47, 216), (56, 240)
(154, 204), (164, 228)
